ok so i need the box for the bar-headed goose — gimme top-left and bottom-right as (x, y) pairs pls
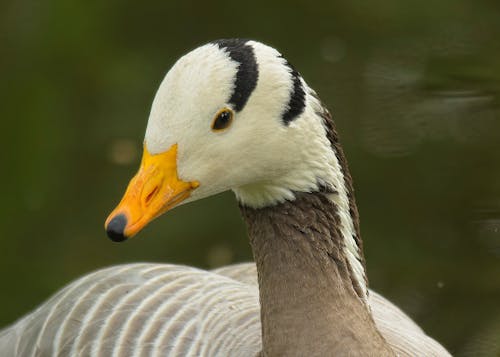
(0, 39), (451, 356)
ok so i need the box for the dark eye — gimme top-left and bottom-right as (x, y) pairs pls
(211, 108), (234, 131)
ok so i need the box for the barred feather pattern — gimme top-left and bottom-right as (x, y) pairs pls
(0, 264), (260, 357)
(0, 263), (450, 357)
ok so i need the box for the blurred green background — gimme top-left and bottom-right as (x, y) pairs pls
(1, 0), (500, 355)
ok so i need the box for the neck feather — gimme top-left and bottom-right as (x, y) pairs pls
(235, 89), (368, 300)
(318, 99), (368, 300)
(240, 192), (392, 356)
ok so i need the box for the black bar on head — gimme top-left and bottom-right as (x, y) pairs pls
(212, 39), (259, 112)
(281, 59), (306, 125)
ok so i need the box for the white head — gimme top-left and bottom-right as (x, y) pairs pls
(105, 39), (366, 296)
(106, 39), (345, 240)
(144, 39), (339, 208)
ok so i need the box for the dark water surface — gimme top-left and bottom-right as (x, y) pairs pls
(1, 1), (499, 355)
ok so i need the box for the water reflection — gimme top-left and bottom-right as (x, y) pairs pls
(108, 138), (139, 166)
(362, 44), (500, 158)
(473, 213), (500, 257)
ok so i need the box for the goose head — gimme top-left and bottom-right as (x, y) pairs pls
(105, 39), (343, 241)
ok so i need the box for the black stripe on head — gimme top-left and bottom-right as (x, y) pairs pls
(212, 39), (259, 112)
(281, 59), (306, 125)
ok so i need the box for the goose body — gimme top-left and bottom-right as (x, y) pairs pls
(1, 39), (451, 356)
(0, 263), (448, 356)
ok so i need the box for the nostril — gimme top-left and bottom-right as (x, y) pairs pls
(145, 186), (159, 205)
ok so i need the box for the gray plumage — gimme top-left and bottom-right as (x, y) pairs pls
(0, 263), (449, 356)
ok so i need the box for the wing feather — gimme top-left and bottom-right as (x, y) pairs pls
(0, 262), (449, 356)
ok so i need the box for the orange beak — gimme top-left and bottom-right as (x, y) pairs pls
(105, 144), (199, 242)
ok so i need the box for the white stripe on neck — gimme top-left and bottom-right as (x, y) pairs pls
(235, 85), (368, 301)
(308, 91), (368, 301)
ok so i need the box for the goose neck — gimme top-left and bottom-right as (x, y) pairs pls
(240, 191), (393, 356)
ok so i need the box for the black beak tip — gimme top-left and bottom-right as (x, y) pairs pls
(106, 214), (128, 242)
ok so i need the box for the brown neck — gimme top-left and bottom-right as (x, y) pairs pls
(240, 192), (393, 356)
